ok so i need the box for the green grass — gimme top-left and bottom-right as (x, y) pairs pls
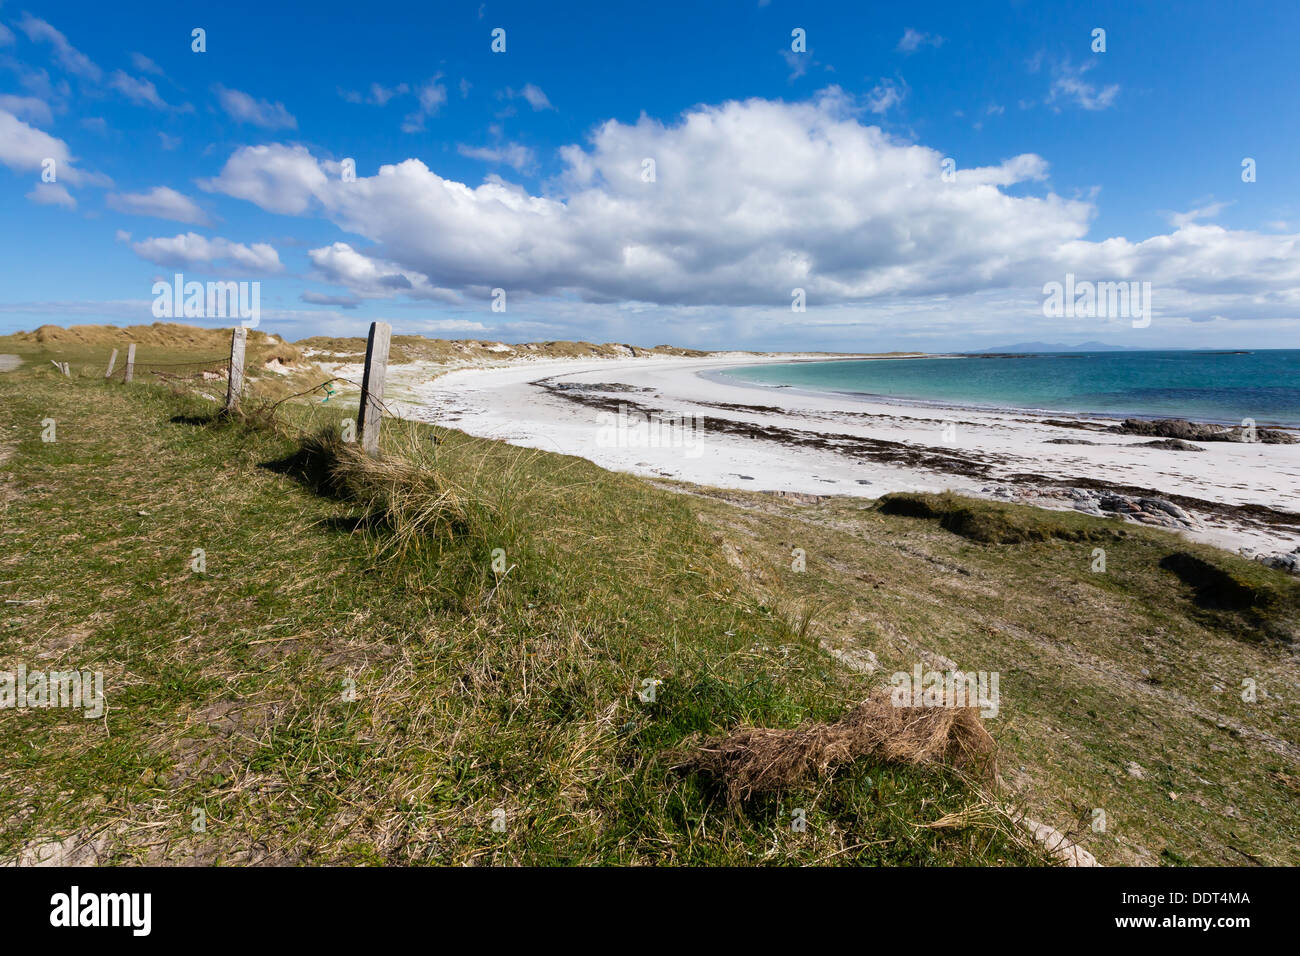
(684, 483), (1300, 865)
(877, 491), (1128, 544)
(0, 361), (1045, 865)
(6, 347), (1297, 866)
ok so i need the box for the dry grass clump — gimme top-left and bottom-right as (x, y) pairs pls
(682, 692), (996, 805)
(5, 322), (304, 362)
(300, 429), (483, 559)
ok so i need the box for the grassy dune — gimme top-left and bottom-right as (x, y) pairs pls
(7, 322), (306, 364)
(0, 323), (320, 403)
(0, 358), (1045, 865)
(296, 334), (710, 367)
(681, 486), (1300, 864)
(1, 329), (1297, 866)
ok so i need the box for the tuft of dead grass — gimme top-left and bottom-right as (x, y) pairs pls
(299, 429), (481, 560)
(681, 692), (996, 805)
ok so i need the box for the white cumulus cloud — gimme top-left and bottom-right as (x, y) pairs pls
(214, 85), (297, 129)
(18, 15), (102, 81)
(193, 89), (1300, 332)
(500, 83), (554, 111)
(1048, 61), (1119, 111)
(0, 94), (53, 126)
(108, 186), (212, 225)
(26, 182), (75, 208)
(130, 53), (164, 75)
(0, 108), (106, 186)
(307, 242), (460, 302)
(129, 233), (283, 273)
(457, 142), (536, 172)
(109, 70), (174, 110)
(402, 75), (447, 132)
(898, 28), (944, 53)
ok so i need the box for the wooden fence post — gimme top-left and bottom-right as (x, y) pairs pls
(105, 349), (118, 378)
(225, 327), (247, 412)
(124, 344), (136, 383)
(357, 321), (392, 457)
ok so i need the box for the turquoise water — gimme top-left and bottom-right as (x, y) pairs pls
(718, 351), (1300, 427)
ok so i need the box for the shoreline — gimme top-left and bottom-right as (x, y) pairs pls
(709, 355), (1300, 430)
(706, 368), (1300, 430)
(382, 352), (1300, 558)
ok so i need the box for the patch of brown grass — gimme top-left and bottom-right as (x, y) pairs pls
(681, 692), (996, 805)
(3, 322), (304, 364)
(299, 429), (480, 560)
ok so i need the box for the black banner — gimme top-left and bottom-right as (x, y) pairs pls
(0, 866), (1272, 941)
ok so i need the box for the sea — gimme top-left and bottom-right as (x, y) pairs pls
(717, 350), (1300, 428)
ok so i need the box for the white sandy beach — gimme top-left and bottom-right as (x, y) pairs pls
(375, 353), (1300, 557)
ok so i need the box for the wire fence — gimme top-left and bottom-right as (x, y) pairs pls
(106, 355), (231, 384)
(264, 375), (365, 412)
(65, 342), (406, 427)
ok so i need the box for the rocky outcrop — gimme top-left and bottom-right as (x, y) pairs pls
(1110, 418), (1297, 444)
(1066, 489), (1199, 530)
(1240, 546), (1300, 576)
(1043, 436), (1207, 451)
(1131, 438), (1204, 451)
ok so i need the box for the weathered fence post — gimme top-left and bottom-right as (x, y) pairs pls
(225, 326), (247, 413)
(105, 349), (118, 378)
(124, 344), (136, 383)
(357, 321), (392, 457)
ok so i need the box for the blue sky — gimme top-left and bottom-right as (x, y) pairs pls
(2, 0), (1298, 350)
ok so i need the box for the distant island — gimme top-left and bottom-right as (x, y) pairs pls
(970, 341), (1146, 354)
